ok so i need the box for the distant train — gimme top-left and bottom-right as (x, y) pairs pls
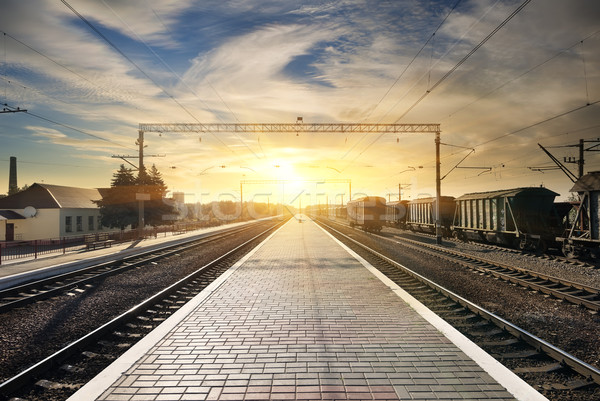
(308, 171), (600, 259)
(347, 196), (387, 232)
(404, 196), (456, 237)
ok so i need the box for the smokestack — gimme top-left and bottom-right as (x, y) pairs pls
(9, 156), (17, 195)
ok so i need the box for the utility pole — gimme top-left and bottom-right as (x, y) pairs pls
(240, 181), (243, 221)
(435, 131), (442, 244)
(112, 131), (165, 172)
(111, 131), (164, 237)
(137, 131), (144, 175)
(537, 138), (600, 182)
(398, 183), (411, 201)
(1, 104), (27, 114)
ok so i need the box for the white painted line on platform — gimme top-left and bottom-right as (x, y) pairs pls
(316, 221), (549, 401)
(67, 219), (291, 401)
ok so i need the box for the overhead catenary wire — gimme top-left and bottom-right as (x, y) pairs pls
(442, 28), (600, 122)
(23, 107), (136, 150)
(342, 0), (462, 163)
(475, 99), (600, 148)
(394, 0), (532, 123)
(60, 0), (236, 155)
(341, 0), (504, 167)
(361, 0), (463, 123)
(100, 2), (262, 160)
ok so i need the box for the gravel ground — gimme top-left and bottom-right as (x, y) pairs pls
(323, 219), (600, 401)
(0, 221), (277, 384)
(386, 226), (600, 288)
(371, 226), (600, 368)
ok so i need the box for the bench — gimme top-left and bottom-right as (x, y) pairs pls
(84, 233), (115, 250)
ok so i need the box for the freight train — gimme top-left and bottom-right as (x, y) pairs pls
(309, 171), (600, 259)
(346, 196), (387, 232)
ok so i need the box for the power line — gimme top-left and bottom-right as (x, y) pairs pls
(394, 0), (532, 123)
(343, 1), (462, 163)
(60, 0), (236, 154)
(442, 29), (600, 122)
(475, 100), (600, 148)
(0, 159), (98, 168)
(22, 107), (135, 149)
(362, 0), (462, 122)
(342, 0), (502, 165)
(100, 1), (262, 160)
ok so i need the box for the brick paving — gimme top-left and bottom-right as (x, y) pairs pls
(92, 218), (523, 400)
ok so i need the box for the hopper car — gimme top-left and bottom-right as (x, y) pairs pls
(347, 196), (387, 232)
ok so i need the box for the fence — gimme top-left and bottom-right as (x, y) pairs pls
(0, 221), (218, 265)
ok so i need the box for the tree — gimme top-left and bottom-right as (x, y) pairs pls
(111, 164), (136, 187)
(95, 164), (176, 230)
(8, 183), (30, 196)
(95, 165), (139, 230)
(140, 164), (174, 226)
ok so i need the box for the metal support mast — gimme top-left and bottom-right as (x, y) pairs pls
(435, 132), (442, 244)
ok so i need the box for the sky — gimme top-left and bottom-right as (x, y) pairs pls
(1, 0), (599, 207)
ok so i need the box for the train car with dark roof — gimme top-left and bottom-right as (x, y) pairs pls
(385, 200), (409, 228)
(347, 196), (386, 232)
(406, 196), (455, 235)
(451, 187), (562, 252)
(559, 172), (600, 259)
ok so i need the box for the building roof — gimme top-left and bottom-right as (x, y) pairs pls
(0, 210), (25, 220)
(571, 172), (600, 193)
(455, 187), (559, 201)
(0, 183), (102, 209)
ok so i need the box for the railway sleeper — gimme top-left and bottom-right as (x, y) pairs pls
(469, 328), (504, 336)
(451, 319), (490, 329)
(479, 338), (519, 347)
(541, 379), (596, 391)
(514, 362), (564, 374)
(493, 349), (540, 359)
(34, 379), (77, 390)
(438, 313), (478, 321)
(578, 293), (600, 301)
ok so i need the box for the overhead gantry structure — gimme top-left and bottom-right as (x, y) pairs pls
(138, 122), (444, 244)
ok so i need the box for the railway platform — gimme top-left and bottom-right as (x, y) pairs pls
(68, 216), (546, 401)
(0, 220), (262, 290)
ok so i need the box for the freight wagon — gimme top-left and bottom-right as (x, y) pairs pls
(406, 196), (455, 235)
(559, 172), (600, 259)
(451, 187), (562, 252)
(347, 196), (386, 232)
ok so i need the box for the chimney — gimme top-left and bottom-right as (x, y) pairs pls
(8, 156), (17, 195)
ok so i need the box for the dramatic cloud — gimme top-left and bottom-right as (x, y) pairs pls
(1, 0), (599, 202)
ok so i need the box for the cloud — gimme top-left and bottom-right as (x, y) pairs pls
(1, 0), (599, 200)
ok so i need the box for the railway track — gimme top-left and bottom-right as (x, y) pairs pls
(0, 219), (286, 401)
(381, 233), (600, 312)
(391, 226), (597, 269)
(316, 219), (600, 400)
(0, 221), (265, 314)
(326, 218), (600, 312)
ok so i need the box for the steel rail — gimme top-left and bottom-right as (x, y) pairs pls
(0, 222), (264, 314)
(317, 219), (600, 386)
(0, 220), (285, 397)
(386, 235), (600, 311)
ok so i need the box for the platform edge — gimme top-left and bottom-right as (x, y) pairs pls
(315, 222), (549, 401)
(66, 219), (291, 401)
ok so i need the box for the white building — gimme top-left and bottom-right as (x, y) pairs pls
(0, 183), (106, 241)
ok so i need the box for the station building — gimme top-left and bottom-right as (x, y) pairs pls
(0, 183), (106, 241)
